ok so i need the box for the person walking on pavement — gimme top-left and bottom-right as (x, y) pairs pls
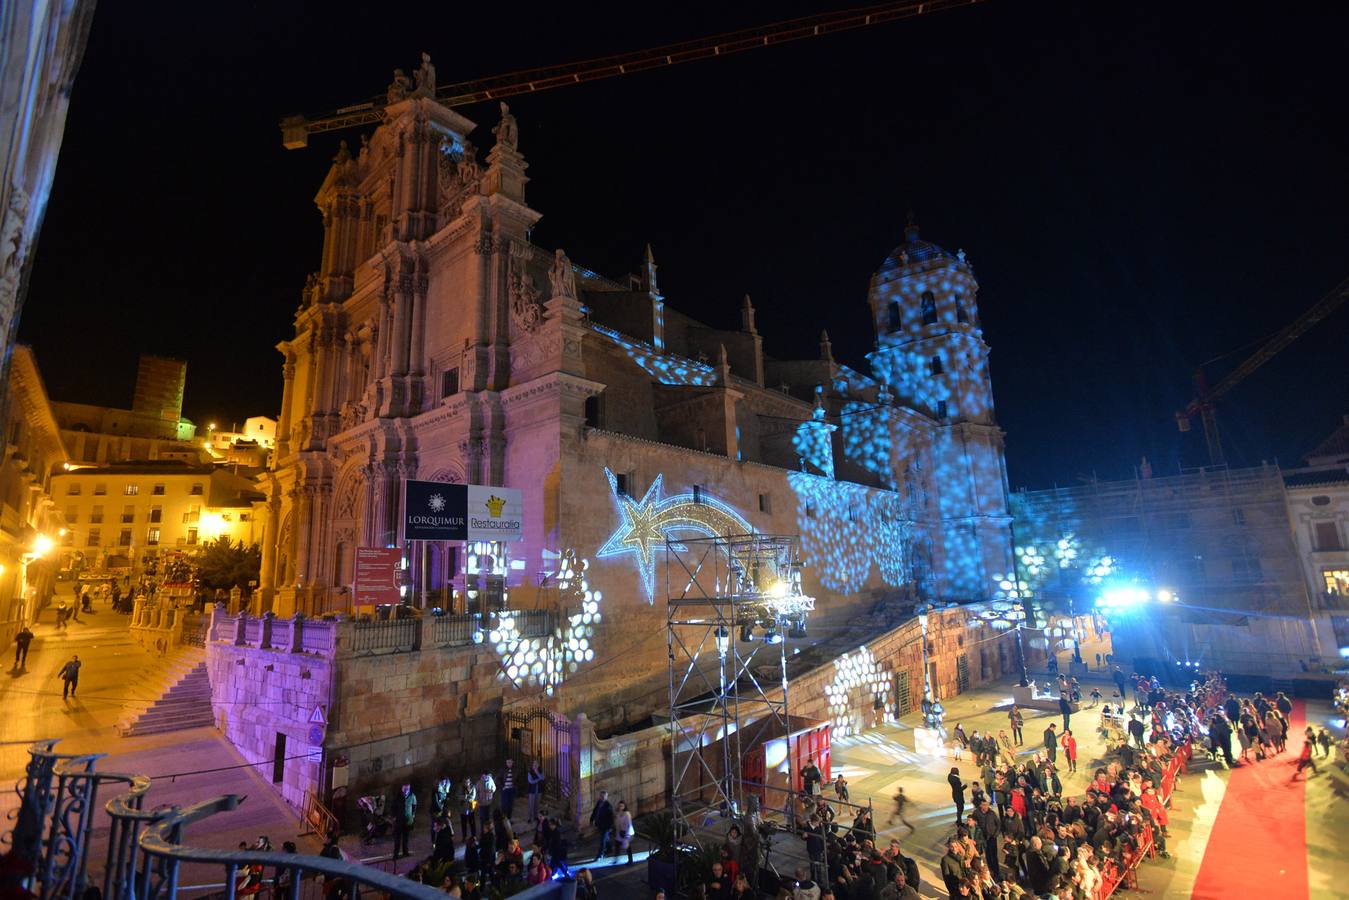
(456, 775), (477, 839)
(13, 625), (33, 669)
(526, 758), (545, 822)
(392, 783), (416, 859)
(947, 767), (967, 822)
(1043, 723), (1058, 763)
(1060, 729), (1078, 773)
(476, 768), (497, 833)
(500, 758), (517, 820)
(1008, 705), (1024, 746)
(54, 600), (68, 631)
(1058, 691), (1072, 732)
(58, 654), (81, 699)
(589, 789), (615, 861)
(889, 786), (914, 832)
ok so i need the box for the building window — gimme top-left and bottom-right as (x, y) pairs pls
(1323, 569), (1349, 595)
(887, 301), (901, 332)
(921, 292), (937, 325)
(146, 528), (161, 546)
(124, 484), (139, 496)
(94, 483), (107, 496)
(119, 528), (132, 547)
(1314, 521), (1343, 551)
(614, 472), (630, 496)
(584, 395), (603, 429)
(758, 493), (771, 514)
(66, 484), (81, 496)
(1232, 507), (1246, 526)
(87, 528), (100, 547)
(65, 506), (78, 523)
(89, 506), (104, 524)
(929, 356), (943, 376)
(121, 505), (135, 524)
(187, 527), (199, 546)
(692, 485), (703, 504)
(441, 367), (460, 398)
(183, 505), (200, 524)
(956, 303), (968, 324)
(149, 506), (162, 524)
(152, 483), (166, 496)
(240, 513), (250, 521)
(190, 483), (204, 496)
(1312, 495), (1331, 506)
(936, 400), (948, 420)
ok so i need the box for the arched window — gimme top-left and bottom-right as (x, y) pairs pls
(921, 292), (937, 325)
(333, 541), (348, 586)
(956, 303), (968, 324)
(887, 301), (901, 332)
(929, 356), (944, 376)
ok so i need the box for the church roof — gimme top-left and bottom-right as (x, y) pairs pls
(876, 220), (958, 276)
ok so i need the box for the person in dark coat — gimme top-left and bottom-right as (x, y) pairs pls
(1043, 724), (1058, 763)
(588, 790), (615, 860)
(939, 841), (966, 899)
(972, 799), (1001, 880)
(431, 815), (455, 862)
(13, 625), (33, 669)
(947, 768), (968, 822)
(392, 783), (416, 858)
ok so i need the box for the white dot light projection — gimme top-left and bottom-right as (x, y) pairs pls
(491, 549), (603, 696)
(823, 647), (890, 739)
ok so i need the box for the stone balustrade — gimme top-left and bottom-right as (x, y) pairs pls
(203, 606), (551, 658)
(128, 596), (190, 656)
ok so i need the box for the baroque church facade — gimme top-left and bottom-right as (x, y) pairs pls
(259, 68), (1013, 719)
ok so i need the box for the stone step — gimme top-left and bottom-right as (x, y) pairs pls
(117, 661), (213, 737)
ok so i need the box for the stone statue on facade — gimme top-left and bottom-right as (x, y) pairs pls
(387, 69), (413, 104)
(549, 248), (577, 301)
(509, 265), (545, 333)
(493, 102), (518, 150)
(414, 53), (436, 97)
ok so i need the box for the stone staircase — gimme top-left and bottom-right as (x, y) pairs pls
(116, 648), (215, 736)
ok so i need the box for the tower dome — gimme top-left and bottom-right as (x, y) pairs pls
(877, 218), (958, 276)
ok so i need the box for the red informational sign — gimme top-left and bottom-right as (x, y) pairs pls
(354, 547), (402, 606)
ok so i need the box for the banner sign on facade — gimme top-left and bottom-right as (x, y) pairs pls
(404, 480), (523, 542)
(466, 484), (523, 542)
(354, 546), (402, 606)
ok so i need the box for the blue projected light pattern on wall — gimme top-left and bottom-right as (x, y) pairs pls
(793, 405), (836, 478)
(787, 471), (908, 592)
(598, 468), (753, 602)
(591, 324), (717, 386)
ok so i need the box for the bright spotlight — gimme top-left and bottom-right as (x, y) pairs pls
(31, 535), (54, 558)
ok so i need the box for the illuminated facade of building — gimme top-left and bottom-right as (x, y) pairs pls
(51, 461), (264, 577)
(259, 72), (1013, 722)
(0, 346), (67, 644)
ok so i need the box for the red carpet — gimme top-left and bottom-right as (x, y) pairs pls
(1190, 700), (1309, 900)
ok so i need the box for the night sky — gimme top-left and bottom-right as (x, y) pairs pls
(20, 2), (1349, 489)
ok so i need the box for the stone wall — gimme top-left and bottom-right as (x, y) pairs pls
(206, 614), (335, 811)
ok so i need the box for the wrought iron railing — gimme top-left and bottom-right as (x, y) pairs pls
(432, 613), (481, 646)
(348, 618), (419, 655)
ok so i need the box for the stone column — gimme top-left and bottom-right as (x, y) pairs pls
(275, 357), (297, 458)
(258, 490), (280, 613)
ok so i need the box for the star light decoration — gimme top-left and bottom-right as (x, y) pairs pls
(598, 467), (752, 602)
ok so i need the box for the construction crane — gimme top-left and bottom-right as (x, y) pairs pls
(280, 0), (984, 148)
(1176, 274), (1349, 466)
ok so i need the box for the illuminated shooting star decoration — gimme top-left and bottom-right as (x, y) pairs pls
(598, 467), (753, 602)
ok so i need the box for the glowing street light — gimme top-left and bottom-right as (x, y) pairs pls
(31, 534), (54, 558)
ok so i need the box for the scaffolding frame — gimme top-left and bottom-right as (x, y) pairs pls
(666, 532), (812, 840)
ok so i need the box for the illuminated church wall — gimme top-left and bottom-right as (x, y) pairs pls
(259, 82), (1016, 733)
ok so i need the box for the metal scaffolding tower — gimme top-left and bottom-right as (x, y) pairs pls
(665, 532), (813, 840)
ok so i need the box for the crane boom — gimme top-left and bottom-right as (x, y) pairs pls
(281, 0), (985, 148)
(1176, 274), (1349, 464)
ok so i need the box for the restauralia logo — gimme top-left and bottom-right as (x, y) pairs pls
(485, 494), (507, 517)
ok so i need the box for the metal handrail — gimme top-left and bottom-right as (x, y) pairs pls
(134, 794), (458, 899)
